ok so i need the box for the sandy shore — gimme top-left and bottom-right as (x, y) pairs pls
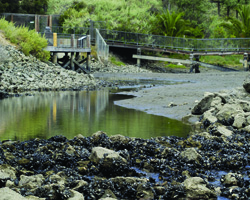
(94, 71), (249, 121)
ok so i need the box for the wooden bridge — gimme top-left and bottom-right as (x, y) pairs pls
(2, 13), (250, 72)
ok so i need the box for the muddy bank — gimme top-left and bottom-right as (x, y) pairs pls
(93, 72), (249, 121)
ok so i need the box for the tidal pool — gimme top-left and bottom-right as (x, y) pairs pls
(0, 89), (191, 141)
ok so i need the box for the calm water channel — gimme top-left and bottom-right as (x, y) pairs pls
(0, 85), (191, 141)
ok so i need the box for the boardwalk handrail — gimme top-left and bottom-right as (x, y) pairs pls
(40, 32), (91, 49)
(96, 29), (109, 63)
(98, 29), (250, 52)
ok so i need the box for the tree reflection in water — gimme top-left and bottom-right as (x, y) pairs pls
(0, 90), (191, 141)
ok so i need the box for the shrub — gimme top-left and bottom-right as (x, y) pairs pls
(0, 18), (50, 61)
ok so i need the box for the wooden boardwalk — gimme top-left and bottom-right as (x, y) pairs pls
(44, 32), (91, 74)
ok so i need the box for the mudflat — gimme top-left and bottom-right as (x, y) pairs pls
(94, 71), (248, 121)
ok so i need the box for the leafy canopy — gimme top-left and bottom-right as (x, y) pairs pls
(220, 4), (250, 37)
(152, 10), (191, 37)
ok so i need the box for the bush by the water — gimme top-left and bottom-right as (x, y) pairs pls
(0, 18), (50, 61)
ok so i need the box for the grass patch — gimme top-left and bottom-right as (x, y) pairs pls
(200, 55), (242, 68)
(110, 56), (125, 66)
(163, 53), (242, 69)
(0, 18), (50, 61)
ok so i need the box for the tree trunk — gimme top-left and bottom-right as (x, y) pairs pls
(218, 2), (221, 16)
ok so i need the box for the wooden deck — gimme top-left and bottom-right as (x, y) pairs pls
(44, 33), (91, 74)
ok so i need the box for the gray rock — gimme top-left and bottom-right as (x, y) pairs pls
(216, 104), (243, 123)
(89, 147), (127, 167)
(221, 173), (241, 186)
(0, 164), (17, 180)
(243, 75), (250, 93)
(232, 113), (246, 128)
(192, 93), (215, 115)
(99, 189), (117, 199)
(67, 190), (84, 200)
(180, 147), (202, 163)
(136, 183), (154, 199)
(19, 174), (44, 189)
(210, 96), (223, 110)
(48, 173), (66, 186)
(203, 109), (217, 124)
(183, 177), (216, 199)
(216, 125), (233, 137)
(0, 187), (26, 200)
(109, 134), (130, 143)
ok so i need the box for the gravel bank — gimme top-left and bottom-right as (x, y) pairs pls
(93, 71), (248, 121)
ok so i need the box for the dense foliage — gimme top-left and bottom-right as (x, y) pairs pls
(0, 0), (48, 14)
(221, 4), (250, 37)
(0, 18), (50, 61)
(47, 0), (250, 39)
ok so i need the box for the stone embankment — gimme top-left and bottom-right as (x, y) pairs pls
(0, 45), (97, 97)
(0, 44), (151, 99)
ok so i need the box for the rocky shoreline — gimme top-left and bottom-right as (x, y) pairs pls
(2, 42), (250, 199)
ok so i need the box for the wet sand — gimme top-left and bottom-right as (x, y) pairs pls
(94, 71), (248, 121)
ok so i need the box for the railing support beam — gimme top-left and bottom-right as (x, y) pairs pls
(137, 48), (141, 67)
(243, 53), (249, 71)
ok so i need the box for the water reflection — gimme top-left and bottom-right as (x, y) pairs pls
(0, 90), (191, 141)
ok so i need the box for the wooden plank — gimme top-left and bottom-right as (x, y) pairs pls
(133, 54), (192, 64)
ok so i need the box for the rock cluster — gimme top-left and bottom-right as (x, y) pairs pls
(0, 45), (97, 97)
(1, 122), (250, 200)
(191, 84), (250, 136)
(91, 60), (151, 74)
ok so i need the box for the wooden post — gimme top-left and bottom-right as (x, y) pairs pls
(35, 15), (39, 32)
(53, 52), (57, 64)
(71, 34), (75, 48)
(137, 48), (141, 67)
(87, 35), (90, 48)
(11, 15), (13, 23)
(87, 52), (90, 71)
(71, 52), (75, 70)
(53, 33), (57, 47)
(243, 53), (248, 71)
(49, 15), (53, 28)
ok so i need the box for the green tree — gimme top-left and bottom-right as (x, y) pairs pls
(169, 0), (210, 26)
(152, 10), (191, 37)
(20, 0), (48, 14)
(0, 0), (19, 13)
(220, 4), (250, 37)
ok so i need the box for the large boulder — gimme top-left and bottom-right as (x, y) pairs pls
(0, 187), (26, 200)
(243, 75), (250, 93)
(180, 147), (202, 163)
(221, 173), (242, 186)
(183, 177), (216, 199)
(89, 147), (127, 165)
(89, 147), (128, 176)
(192, 93), (214, 115)
(19, 174), (44, 189)
(0, 164), (16, 180)
(203, 108), (217, 124)
(216, 104), (243, 124)
(67, 190), (84, 200)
